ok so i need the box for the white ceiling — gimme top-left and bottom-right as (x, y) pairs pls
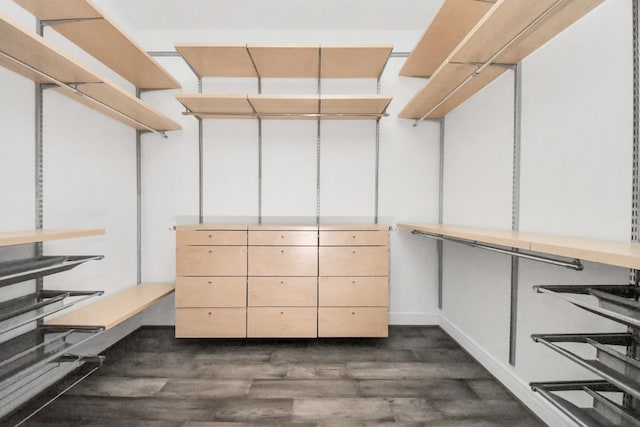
(105, 0), (442, 31)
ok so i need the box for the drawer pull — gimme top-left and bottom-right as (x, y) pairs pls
(208, 281), (212, 284)
(208, 312), (212, 315)
(281, 250), (285, 253)
(352, 250), (356, 254)
(208, 250), (213, 254)
(352, 312), (355, 315)
(280, 281), (285, 285)
(281, 235), (285, 239)
(352, 235), (356, 239)
(280, 311), (284, 315)
(208, 234), (213, 238)
(352, 280), (356, 284)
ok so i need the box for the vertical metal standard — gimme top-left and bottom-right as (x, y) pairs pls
(136, 89), (142, 285)
(197, 77), (204, 224)
(374, 77), (382, 224)
(35, 20), (44, 293)
(509, 63), (523, 366)
(437, 118), (445, 310)
(258, 76), (263, 224)
(316, 48), (322, 224)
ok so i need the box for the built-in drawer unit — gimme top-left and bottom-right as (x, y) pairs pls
(318, 225), (389, 338)
(175, 224), (389, 338)
(175, 224), (248, 338)
(247, 307), (317, 338)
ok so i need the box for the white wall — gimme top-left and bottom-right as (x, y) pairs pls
(439, 2), (634, 426)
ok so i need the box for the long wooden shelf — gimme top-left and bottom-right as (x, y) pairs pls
(0, 229), (105, 247)
(176, 94), (393, 120)
(14, 0), (180, 90)
(399, 0), (603, 120)
(399, 0), (492, 78)
(46, 283), (175, 330)
(0, 13), (181, 132)
(175, 44), (393, 79)
(398, 223), (640, 270)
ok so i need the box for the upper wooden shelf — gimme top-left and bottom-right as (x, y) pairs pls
(175, 44), (393, 79)
(399, 0), (603, 120)
(175, 94), (393, 120)
(0, 13), (181, 132)
(46, 283), (175, 330)
(399, 0), (492, 78)
(14, 0), (180, 90)
(398, 223), (640, 270)
(0, 229), (105, 247)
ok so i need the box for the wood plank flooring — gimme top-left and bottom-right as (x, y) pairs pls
(4, 326), (544, 426)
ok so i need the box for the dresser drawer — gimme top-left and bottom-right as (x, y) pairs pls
(248, 277), (317, 307)
(175, 308), (246, 338)
(248, 230), (317, 246)
(248, 246), (317, 276)
(319, 230), (388, 246)
(176, 277), (246, 308)
(319, 277), (388, 306)
(177, 230), (246, 246)
(176, 246), (247, 276)
(318, 307), (388, 337)
(319, 247), (388, 276)
(247, 307), (317, 338)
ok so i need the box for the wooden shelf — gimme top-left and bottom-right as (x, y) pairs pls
(176, 94), (392, 120)
(0, 13), (181, 132)
(0, 229), (105, 247)
(14, 0), (180, 90)
(46, 283), (175, 330)
(398, 223), (640, 270)
(399, 0), (492, 78)
(399, 0), (603, 119)
(175, 44), (392, 79)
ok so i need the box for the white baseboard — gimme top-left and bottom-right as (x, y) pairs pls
(389, 311), (440, 326)
(440, 316), (575, 427)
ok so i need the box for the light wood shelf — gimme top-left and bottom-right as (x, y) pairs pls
(399, 0), (603, 120)
(46, 283), (175, 330)
(0, 13), (181, 132)
(0, 229), (105, 247)
(176, 94), (392, 120)
(175, 44), (392, 79)
(399, 0), (492, 78)
(398, 223), (640, 270)
(14, 0), (180, 90)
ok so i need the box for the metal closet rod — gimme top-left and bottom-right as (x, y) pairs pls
(413, 0), (569, 127)
(0, 51), (168, 138)
(182, 111), (389, 118)
(410, 230), (584, 271)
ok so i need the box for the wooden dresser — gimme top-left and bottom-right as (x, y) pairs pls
(175, 224), (389, 338)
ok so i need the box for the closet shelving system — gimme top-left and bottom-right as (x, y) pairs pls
(398, 0), (603, 124)
(175, 43), (393, 223)
(0, 229), (105, 413)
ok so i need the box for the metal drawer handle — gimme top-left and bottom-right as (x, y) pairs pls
(352, 280), (356, 284)
(208, 234), (213, 238)
(208, 312), (212, 315)
(281, 250), (285, 253)
(281, 235), (285, 238)
(280, 281), (285, 285)
(352, 312), (355, 315)
(352, 250), (356, 254)
(208, 250), (213, 253)
(280, 311), (284, 315)
(208, 281), (212, 284)
(352, 235), (356, 239)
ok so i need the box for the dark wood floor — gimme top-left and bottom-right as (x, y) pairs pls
(6, 326), (544, 426)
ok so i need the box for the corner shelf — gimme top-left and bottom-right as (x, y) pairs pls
(399, 0), (604, 120)
(175, 44), (393, 79)
(398, 223), (640, 270)
(14, 0), (181, 90)
(176, 94), (393, 120)
(0, 228), (104, 247)
(530, 381), (639, 427)
(0, 12), (181, 133)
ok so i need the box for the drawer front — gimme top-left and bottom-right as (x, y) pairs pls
(247, 307), (317, 338)
(175, 308), (246, 338)
(176, 246), (247, 276)
(319, 247), (388, 276)
(176, 277), (246, 308)
(177, 230), (246, 246)
(248, 246), (318, 276)
(248, 277), (317, 307)
(319, 277), (388, 307)
(318, 307), (388, 338)
(249, 230), (317, 246)
(319, 231), (388, 246)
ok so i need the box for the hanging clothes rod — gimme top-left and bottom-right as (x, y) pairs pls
(0, 51), (168, 138)
(413, 0), (569, 127)
(410, 230), (584, 271)
(182, 111), (389, 119)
